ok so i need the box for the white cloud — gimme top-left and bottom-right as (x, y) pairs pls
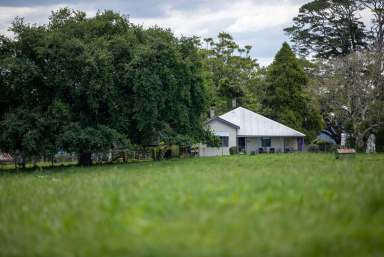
(226, 2), (300, 33)
(0, 5), (63, 36)
(0, 0), (301, 65)
(131, 7), (233, 37)
(130, 0), (300, 64)
(130, 0), (300, 36)
(257, 57), (274, 67)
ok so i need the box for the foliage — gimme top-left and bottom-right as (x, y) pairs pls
(0, 8), (207, 165)
(262, 42), (323, 140)
(229, 146), (238, 155)
(306, 144), (320, 152)
(0, 154), (384, 257)
(311, 139), (339, 152)
(284, 0), (369, 58)
(286, 1), (384, 149)
(150, 144), (180, 161)
(201, 129), (221, 147)
(201, 33), (262, 114)
(312, 51), (384, 150)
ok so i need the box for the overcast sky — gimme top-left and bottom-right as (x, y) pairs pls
(0, 0), (310, 66)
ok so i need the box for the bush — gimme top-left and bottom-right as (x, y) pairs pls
(151, 145), (180, 160)
(170, 145), (180, 158)
(151, 147), (161, 161)
(310, 141), (339, 152)
(318, 142), (338, 152)
(229, 147), (238, 155)
(307, 144), (320, 152)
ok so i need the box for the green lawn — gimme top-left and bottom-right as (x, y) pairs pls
(0, 154), (383, 257)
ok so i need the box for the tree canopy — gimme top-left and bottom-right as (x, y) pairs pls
(284, 0), (369, 58)
(262, 42), (323, 140)
(0, 8), (207, 165)
(201, 32), (262, 114)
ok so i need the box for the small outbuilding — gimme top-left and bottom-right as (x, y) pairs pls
(199, 107), (305, 156)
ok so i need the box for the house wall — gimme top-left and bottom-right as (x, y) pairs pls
(206, 119), (237, 147)
(245, 137), (260, 153)
(199, 119), (237, 157)
(198, 146), (230, 157)
(245, 137), (302, 153)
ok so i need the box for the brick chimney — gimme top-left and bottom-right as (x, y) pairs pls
(209, 108), (215, 119)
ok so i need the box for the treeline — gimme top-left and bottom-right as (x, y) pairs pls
(285, 0), (384, 150)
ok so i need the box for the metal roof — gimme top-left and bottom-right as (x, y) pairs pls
(205, 116), (240, 129)
(218, 107), (305, 137)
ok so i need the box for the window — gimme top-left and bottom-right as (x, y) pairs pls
(220, 136), (229, 147)
(261, 137), (271, 147)
(207, 136), (229, 147)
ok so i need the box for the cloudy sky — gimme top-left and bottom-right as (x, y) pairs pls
(0, 0), (310, 66)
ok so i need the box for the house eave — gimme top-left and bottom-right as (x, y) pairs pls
(205, 117), (240, 129)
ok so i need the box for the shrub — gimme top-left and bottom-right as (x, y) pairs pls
(152, 145), (180, 160)
(307, 144), (319, 152)
(229, 147), (238, 155)
(170, 145), (180, 158)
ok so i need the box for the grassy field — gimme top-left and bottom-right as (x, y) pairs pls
(0, 153), (383, 257)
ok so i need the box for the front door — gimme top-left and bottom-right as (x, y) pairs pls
(237, 137), (246, 153)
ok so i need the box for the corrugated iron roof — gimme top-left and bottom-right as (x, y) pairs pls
(219, 107), (305, 137)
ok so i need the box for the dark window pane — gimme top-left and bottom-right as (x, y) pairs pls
(221, 136), (229, 147)
(262, 138), (271, 147)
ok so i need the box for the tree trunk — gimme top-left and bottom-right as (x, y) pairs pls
(355, 133), (365, 152)
(79, 152), (92, 166)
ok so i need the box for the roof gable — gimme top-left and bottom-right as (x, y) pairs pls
(206, 117), (240, 129)
(219, 107), (305, 137)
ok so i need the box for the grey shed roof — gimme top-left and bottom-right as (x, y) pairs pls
(219, 107), (305, 137)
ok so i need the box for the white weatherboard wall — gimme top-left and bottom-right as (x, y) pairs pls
(272, 137), (284, 149)
(207, 119), (237, 147)
(245, 137), (298, 153)
(199, 119), (237, 157)
(198, 146), (230, 157)
(245, 137), (260, 153)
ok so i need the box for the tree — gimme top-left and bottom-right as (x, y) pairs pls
(313, 51), (384, 150)
(262, 43), (323, 140)
(286, 1), (384, 149)
(284, 0), (369, 58)
(359, 0), (384, 100)
(0, 8), (207, 166)
(201, 32), (262, 114)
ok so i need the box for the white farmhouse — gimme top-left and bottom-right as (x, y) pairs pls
(199, 107), (305, 156)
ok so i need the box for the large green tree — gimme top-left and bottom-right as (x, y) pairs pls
(262, 43), (323, 140)
(284, 0), (369, 58)
(286, 0), (384, 150)
(312, 51), (384, 150)
(0, 8), (207, 166)
(201, 32), (262, 114)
